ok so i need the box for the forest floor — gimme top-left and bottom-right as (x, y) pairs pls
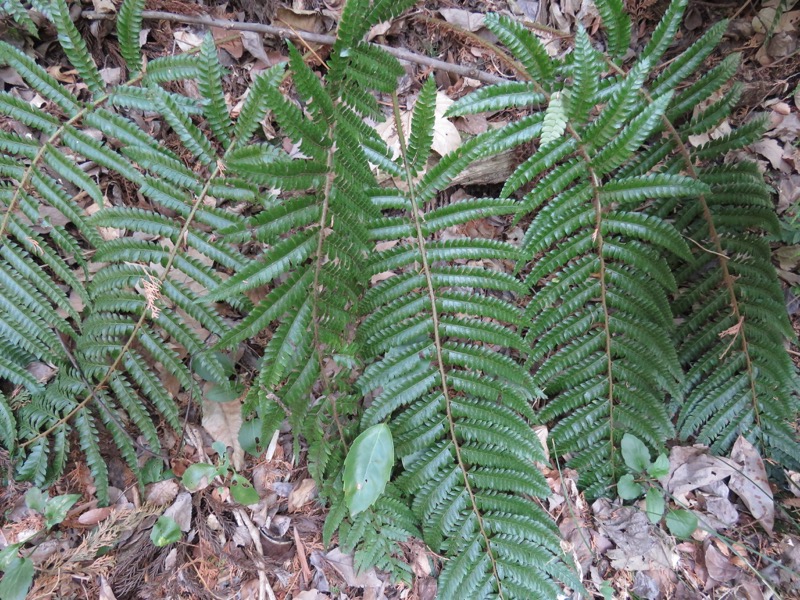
(1, 0), (799, 598)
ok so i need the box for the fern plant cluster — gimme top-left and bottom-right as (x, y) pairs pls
(0, 0), (797, 597)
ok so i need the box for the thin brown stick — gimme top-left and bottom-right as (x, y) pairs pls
(79, 9), (507, 85)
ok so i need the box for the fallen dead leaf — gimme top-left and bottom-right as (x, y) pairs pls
(164, 492), (192, 532)
(241, 31), (271, 64)
(704, 541), (740, 585)
(288, 478), (318, 512)
(146, 479), (180, 506)
(665, 445), (735, 504)
(202, 395), (245, 470)
(323, 547), (383, 589)
(92, 0), (115, 13)
(725, 436), (774, 534)
(173, 30), (204, 52)
(432, 92), (462, 157)
(78, 506), (114, 525)
(439, 8), (485, 32)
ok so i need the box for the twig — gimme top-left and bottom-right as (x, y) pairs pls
(235, 508), (276, 600)
(79, 9), (507, 85)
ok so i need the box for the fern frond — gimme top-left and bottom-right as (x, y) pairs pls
(1, 0), (37, 34)
(199, 33), (233, 148)
(595, 0), (632, 59)
(0, 41), (79, 114)
(117, 0), (145, 74)
(446, 82), (544, 116)
(485, 13), (554, 83)
(50, 0), (104, 95)
(669, 162), (799, 464)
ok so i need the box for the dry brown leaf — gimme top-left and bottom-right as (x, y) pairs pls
(323, 547), (382, 589)
(666, 446), (735, 504)
(202, 396), (245, 470)
(145, 479), (179, 506)
(704, 542), (740, 584)
(439, 8), (485, 32)
(432, 92), (462, 157)
(288, 478), (318, 512)
(276, 6), (324, 34)
(164, 492), (193, 532)
(173, 30), (204, 51)
(78, 507), (114, 525)
(752, 138), (788, 171)
(725, 436), (774, 534)
(241, 31), (272, 64)
(91, 0), (116, 12)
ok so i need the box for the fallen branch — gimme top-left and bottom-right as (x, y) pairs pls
(79, 9), (507, 85)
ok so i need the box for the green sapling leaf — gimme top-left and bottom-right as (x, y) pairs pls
(182, 463), (219, 492)
(43, 494), (80, 529)
(666, 509), (698, 539)
(230, 474), (260, 505)
(621, 433), (651, 473)
(617, 474), (644, 500)
(343, 424), (394, 518)
(150, 515), (182, 547)
(645, 487), (665, 524)
(648, 453), (670, 479)
(0, 554), (34, 600)
(24, 488), (46, 513)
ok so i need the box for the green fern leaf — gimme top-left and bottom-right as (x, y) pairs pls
(446, 82), (543, 116)
(407, 76), (437, 175)
(199, 33), (233, 148)
(595, 0), (632, 59)
(540, 91), (568, 146)
(1, 0), (38, 35)
(485, 13), (554, 83)
(0, 41), (78, 114)
(50, 0), (104, 95)
(117, 0), (145, 74)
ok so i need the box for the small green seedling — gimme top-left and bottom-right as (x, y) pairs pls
(181, 441), (259, 506)
(617, 433), (698, 538)
(150, 515), (182, 547)
(0, 488), (80, 600)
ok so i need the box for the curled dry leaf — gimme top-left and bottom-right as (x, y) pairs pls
(163, 492), (193, 532)
(288, 478), (318, 512)
(725, 436), (774, 534)
(146, 479), (180, 506)
(202, 396), (245, 470)
(78, 506), (114, 526)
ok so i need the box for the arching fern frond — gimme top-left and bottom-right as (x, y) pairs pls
(349, 87), (582, 598)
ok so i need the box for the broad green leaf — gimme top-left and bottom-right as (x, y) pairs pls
(182, 463), (219, 492)
(648, 453), (670, 479)
(0, 555), (33, 600)
(617, 474), (643, 500)
(43, 494), (80, 529)
(230, 474), (260, 505)
(193, 352), (235, 381)
(141, 458), (168, 485)
(24, 488), (46, 513)
(645, 487), (665, 524)
(150, 515), (182, 547)
(205, 383), (244, 403)
(621, 433), (651, 473)
(343, 424), (394, 517)
(666, 509), (698, 538)
(239, 418), (264, 456)
(599, 580), (614, 600)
